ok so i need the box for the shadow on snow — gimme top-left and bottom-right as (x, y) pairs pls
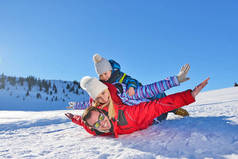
(119, 116), (238, 159)
(0, 118), (70, 131)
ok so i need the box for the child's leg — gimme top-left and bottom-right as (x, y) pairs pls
(153, 113), (168, 124)
(67, 101), (90, 110)
(150, 92), (168, 123)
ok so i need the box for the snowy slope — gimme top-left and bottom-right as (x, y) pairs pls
(1, 87), (238, 159)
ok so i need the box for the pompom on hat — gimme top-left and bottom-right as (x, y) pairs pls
(80, 76), (108, 100)
(93, 53), (112, 75)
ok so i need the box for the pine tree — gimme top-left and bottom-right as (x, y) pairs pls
(8, 76), (16, 86)
(28, 82), (32, 91)
(73, 80), (79, 85)
(36, 93), (41, 99)
(66, 84), (70, 89)
(18, 77), (24, 86)
(48, 80), (52, 89)
(53, 84), (57, 94)
(69, 86), (74, 92)
(42, 80), (49, 94)
(26, 76), (37, 90)
(39, 83), (42, 91)
(0, 73), (5, 89)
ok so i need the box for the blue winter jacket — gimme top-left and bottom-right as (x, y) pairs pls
(104, 59), (142, 90)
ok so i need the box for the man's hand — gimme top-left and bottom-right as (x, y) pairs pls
(127, 87), (135, 96)
(192, 77), (210, 98)
(177, 64), (190, 83)
(65, 113), (74, 119)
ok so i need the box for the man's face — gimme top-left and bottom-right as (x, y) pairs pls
(99, 70), (112, 81)
(86, 110), (112, 132)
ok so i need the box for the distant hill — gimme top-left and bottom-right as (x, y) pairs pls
(0, 73), (89, 111)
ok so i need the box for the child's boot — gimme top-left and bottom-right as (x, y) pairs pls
(174, 108), (189, 117)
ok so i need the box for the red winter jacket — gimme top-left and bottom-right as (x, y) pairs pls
(71, 83), (195, 138)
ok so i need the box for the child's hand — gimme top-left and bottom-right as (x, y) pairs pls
(192, 77), (210, 98)
(177, 64), (190, 83)
(127, 87), (135, 96)
(65, 113), (74, 119)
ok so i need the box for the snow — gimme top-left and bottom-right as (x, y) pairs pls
(1, 87), (238, 159)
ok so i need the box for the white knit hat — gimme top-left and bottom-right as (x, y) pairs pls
(80, 76), (108, 100)
(93, 53), (112, 75)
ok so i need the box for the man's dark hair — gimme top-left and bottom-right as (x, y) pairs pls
(82, 106), (107, 127)
(82, 107), (102, 127)
(82, 107), (113, 135)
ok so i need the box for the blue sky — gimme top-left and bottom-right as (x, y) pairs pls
(0, 1), (237, 93)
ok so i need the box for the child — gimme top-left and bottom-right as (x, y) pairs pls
(69, 63), (190, 120)
(92, 53), (190, 117)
